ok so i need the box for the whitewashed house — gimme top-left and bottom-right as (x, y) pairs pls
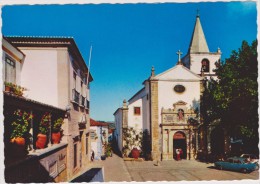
(89, 119), (109, 159)
(114, 14), (221, 161)
(5, 36), (93, 181)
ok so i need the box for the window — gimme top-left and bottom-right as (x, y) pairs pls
(201, 59), (210, 72)
(86, 136), (89, 155)
(74, 143), (77, 168)
(5, 55), (16, 83)
(81, 81), (83, 94)
(86, 100), (90, 109)
(174, 85), (185, 93)
(73, 71), (76, 89)
(134, 107), (141, 115)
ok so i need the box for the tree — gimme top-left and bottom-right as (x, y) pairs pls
(204, 40), (258, 154)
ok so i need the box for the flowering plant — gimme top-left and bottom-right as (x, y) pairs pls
(10, 109), (33, 140)
(4, 82), (27, 96)
(52, 118), (64, 132)
(4, 81), (12, 88)
(39, 113), (51, 135)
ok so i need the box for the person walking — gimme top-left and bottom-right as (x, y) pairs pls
(176, 149), (180, 161)
(179, 148), (183, 160)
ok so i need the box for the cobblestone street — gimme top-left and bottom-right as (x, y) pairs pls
(74, 154), (259, 182)
(124, 158), (259, 181)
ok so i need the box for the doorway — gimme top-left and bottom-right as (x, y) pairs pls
(173, 131), (187, 160)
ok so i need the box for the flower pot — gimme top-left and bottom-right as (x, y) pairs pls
(52, 132), (61, 144)
(101, 155), (106, 160)
(131, 148), (140, 159)
(36, 133), (47, 149)
(5, 86), (11, 92)
(10, 137), (27, 157)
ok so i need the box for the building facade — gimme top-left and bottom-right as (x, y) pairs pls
(89, 119), (109, 160)
(3, 36), (93, 182)
(114, 14), (222, 161)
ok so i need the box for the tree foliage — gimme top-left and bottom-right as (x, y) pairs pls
(203, 40), (258, 153)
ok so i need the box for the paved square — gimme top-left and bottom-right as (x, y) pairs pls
(124, 159), (259, 181)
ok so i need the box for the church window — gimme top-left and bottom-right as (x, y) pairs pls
(174, 85), (185, 93)
(201, 59), (210, 72)
(134, 107), (141, 115)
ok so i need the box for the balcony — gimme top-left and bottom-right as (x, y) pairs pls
(72, 89), (80, 104)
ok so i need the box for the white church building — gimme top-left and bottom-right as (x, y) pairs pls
(114, 14), (221, 161)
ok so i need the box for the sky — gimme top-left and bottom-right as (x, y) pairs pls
(1, 1), (257, 121)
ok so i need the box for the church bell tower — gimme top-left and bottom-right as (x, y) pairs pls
(182, 12), (221, 80)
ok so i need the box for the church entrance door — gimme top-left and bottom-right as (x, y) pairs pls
(173, 131), (187, 160)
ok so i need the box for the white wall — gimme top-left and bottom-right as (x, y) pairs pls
(190, 53), (221, 75)
(20, 48), (59, 107)
(128, 90), (146, 130)
(114, 109), (122, 152)
(157, 80), (201, 124)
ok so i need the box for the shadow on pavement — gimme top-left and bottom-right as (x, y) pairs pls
(70, 168), (103, 182)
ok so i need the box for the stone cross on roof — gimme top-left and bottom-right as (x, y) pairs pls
(176, 50), (183, 65)
(197, 9), (200, 17)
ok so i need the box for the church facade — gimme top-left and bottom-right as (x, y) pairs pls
(114, 14), (221, 161)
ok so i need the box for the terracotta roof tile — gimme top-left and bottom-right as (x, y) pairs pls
(90, 118), (109, 127)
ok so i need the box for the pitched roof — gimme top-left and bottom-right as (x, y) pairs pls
(188, 15), (209, 53)
(90, 118), (109, 127)
(154, 64), (203, 81)
(4, 36), (93, 82)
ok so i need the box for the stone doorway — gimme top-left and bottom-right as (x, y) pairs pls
(173, 131), (187, 160)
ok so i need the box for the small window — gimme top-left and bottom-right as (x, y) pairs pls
(74, 144), (77, 168)
(201, 59), (210, 72)
(5, 55), (16, 83)
(86, 136), (89, 155)
(73, 71), (77, 89)
(134, 107), (141, 115)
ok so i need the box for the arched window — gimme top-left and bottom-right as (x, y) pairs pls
(201, 58), (210, 72)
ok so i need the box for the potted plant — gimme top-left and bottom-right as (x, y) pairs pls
(36, 113), (51, 149)
(51, 117), (64, 144)
(104, 142), (113, 157)
(131, 147), (140, 159)
(4, 82), (12, 92)
(13, 85), (26, 97)
(10, 109), (33, 156)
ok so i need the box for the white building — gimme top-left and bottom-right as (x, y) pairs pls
(114, 14), (221, 161)
(89, 119), (109, 160)
(5, 36), (93, 181)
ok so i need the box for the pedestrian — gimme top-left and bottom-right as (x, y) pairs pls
(91, 150), (95, 161)
(176, 149), (180, 161)
(179, 148), (183, 160)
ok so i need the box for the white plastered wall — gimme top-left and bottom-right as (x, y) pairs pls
(20, 48), (59, 107)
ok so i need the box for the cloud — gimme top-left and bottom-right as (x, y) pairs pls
(227, 1), (256, 16)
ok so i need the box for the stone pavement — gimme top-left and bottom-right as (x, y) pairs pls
(125, 159), (259, 182)
(71, 155), (259, 182)
(72, 153), (131, 182)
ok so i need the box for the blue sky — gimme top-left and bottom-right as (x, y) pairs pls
(2, 2), (257, 121)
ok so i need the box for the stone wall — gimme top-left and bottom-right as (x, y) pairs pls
(150, 79), (160, 161)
